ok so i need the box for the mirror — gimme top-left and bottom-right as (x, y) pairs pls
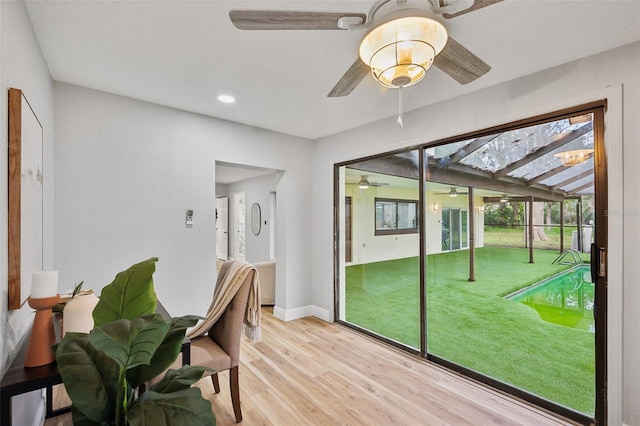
(251, 203), (261, 236)
(8, 88), (44, 309)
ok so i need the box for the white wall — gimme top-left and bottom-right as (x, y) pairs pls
(1, 1), (55, 424)
(312, 42), (639, 425)
(53, 83), (313, 320)
(214, 183), (228, 197)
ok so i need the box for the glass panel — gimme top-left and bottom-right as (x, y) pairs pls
(398, 202), (418, 229)
(424, 115), (596, 416)
(376, 200), (397, 230)
(340, 154), (421, 349)
(461, 210), (468, 248)
(451, 209), (461, 250)
(442, 208), (450, 251)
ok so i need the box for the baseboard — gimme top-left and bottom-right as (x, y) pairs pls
(309, 305), (332, 322)
(272, 305), (332, 322)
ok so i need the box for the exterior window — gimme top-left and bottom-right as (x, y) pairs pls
(375, 198), (418, 235)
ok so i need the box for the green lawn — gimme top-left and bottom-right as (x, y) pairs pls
(345, 246), (594, 415)
(483, 225), (592, 255)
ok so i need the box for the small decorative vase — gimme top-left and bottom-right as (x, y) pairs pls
(63, 293), (99, 336)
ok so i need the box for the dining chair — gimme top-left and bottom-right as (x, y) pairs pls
(189, 260), (255, 423)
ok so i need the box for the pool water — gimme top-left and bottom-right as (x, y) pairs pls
(509, 265), (594, 333)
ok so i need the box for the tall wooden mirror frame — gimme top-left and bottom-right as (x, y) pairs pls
(8, 88), (44, 310)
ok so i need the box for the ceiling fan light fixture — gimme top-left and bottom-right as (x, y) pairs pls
(358, 177), (370, 189)
(359, 11), (448, 89)
(554, 149), (594, 166)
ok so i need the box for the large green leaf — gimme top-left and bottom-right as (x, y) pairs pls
(70, 405), (102, 426)
(55, 333), (119, 424)
(90, 314), (169, 371)
(126, 315), (202, 387)
(93, 257), (158, 326)
(127, 388), (216, 426)
(149, 365), (210, 394)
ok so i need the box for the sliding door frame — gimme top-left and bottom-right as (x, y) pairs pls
(334, 100), (608, 425)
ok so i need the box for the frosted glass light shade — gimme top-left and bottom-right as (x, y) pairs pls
(359, 13), (448, 89)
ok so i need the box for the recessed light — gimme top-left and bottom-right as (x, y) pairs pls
(218, 94), (235, 104)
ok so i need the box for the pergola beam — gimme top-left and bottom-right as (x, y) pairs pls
(552, 166), (594, 190)
(446, 134), (501, 166)
(527, 164), (570, 185)
(427, 167), (565, 201)
(494, 122), (593, 178)
(567, 181), (594, 194)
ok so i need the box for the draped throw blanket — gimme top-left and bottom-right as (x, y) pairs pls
(187, 260), (262, 343)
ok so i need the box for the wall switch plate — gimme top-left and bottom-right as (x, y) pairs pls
(186, 210), (194, 226)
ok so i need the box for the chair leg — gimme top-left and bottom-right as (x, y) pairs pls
(211, 373), (220, 394)
(230, 366), (242, 422)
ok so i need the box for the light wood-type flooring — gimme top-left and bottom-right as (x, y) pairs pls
(45, 308), (578, 425)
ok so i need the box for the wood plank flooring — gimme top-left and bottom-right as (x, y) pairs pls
(45, 308), (578, 425)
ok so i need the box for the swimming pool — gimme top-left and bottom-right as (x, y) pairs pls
(508, 265), (594, 332)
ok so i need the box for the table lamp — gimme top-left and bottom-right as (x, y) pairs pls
(24, 271), (60, 368)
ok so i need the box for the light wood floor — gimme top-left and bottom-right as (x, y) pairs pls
(46, 308), (578, 425)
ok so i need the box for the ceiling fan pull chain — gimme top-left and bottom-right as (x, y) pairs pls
(397, 87), (404, 128)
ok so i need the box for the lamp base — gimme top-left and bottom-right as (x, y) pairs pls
(24, 295), (61, 368)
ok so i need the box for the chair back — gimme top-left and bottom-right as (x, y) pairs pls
(208, 260), (254, 366)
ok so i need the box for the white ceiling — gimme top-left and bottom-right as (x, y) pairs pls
(25, 0), (640, 140)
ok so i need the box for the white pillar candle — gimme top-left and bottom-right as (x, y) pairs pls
(31, 271), (58, 298)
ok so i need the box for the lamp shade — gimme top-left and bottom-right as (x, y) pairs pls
(554, 149), (594, 166)
(63, 292), (99, 335)
(359, 11), (447, 89)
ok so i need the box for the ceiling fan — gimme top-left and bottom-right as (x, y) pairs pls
(434, 187), (468, 197)
(228, 0), (501, 97)
(348, 176), (390, 189)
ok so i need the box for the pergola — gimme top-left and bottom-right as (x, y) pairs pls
(346, 115), (595, 281)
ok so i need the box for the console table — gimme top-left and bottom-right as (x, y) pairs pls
(0, 303), (190, 425)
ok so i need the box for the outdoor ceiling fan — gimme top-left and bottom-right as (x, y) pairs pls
(348, 176), (390, 189)
(228, 0), (501, 97)
(434, 187), (468, 197)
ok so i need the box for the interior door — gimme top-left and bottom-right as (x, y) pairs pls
(233, 191), (246, 261)
(216, 196), (229, 260)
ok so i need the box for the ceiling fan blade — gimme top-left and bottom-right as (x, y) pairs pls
(442, 0), (503, 19)
(229, 10), (366, 30)
(327, 58), (370, 97)
(434, 37), (491, 84)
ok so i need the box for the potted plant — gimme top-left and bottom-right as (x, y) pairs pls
(55, 257), (215, 425)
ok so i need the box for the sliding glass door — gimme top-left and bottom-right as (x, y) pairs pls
(441, 208), (467, 251)
(335, 103), (607, 424)
(337, 152), (422, 350)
